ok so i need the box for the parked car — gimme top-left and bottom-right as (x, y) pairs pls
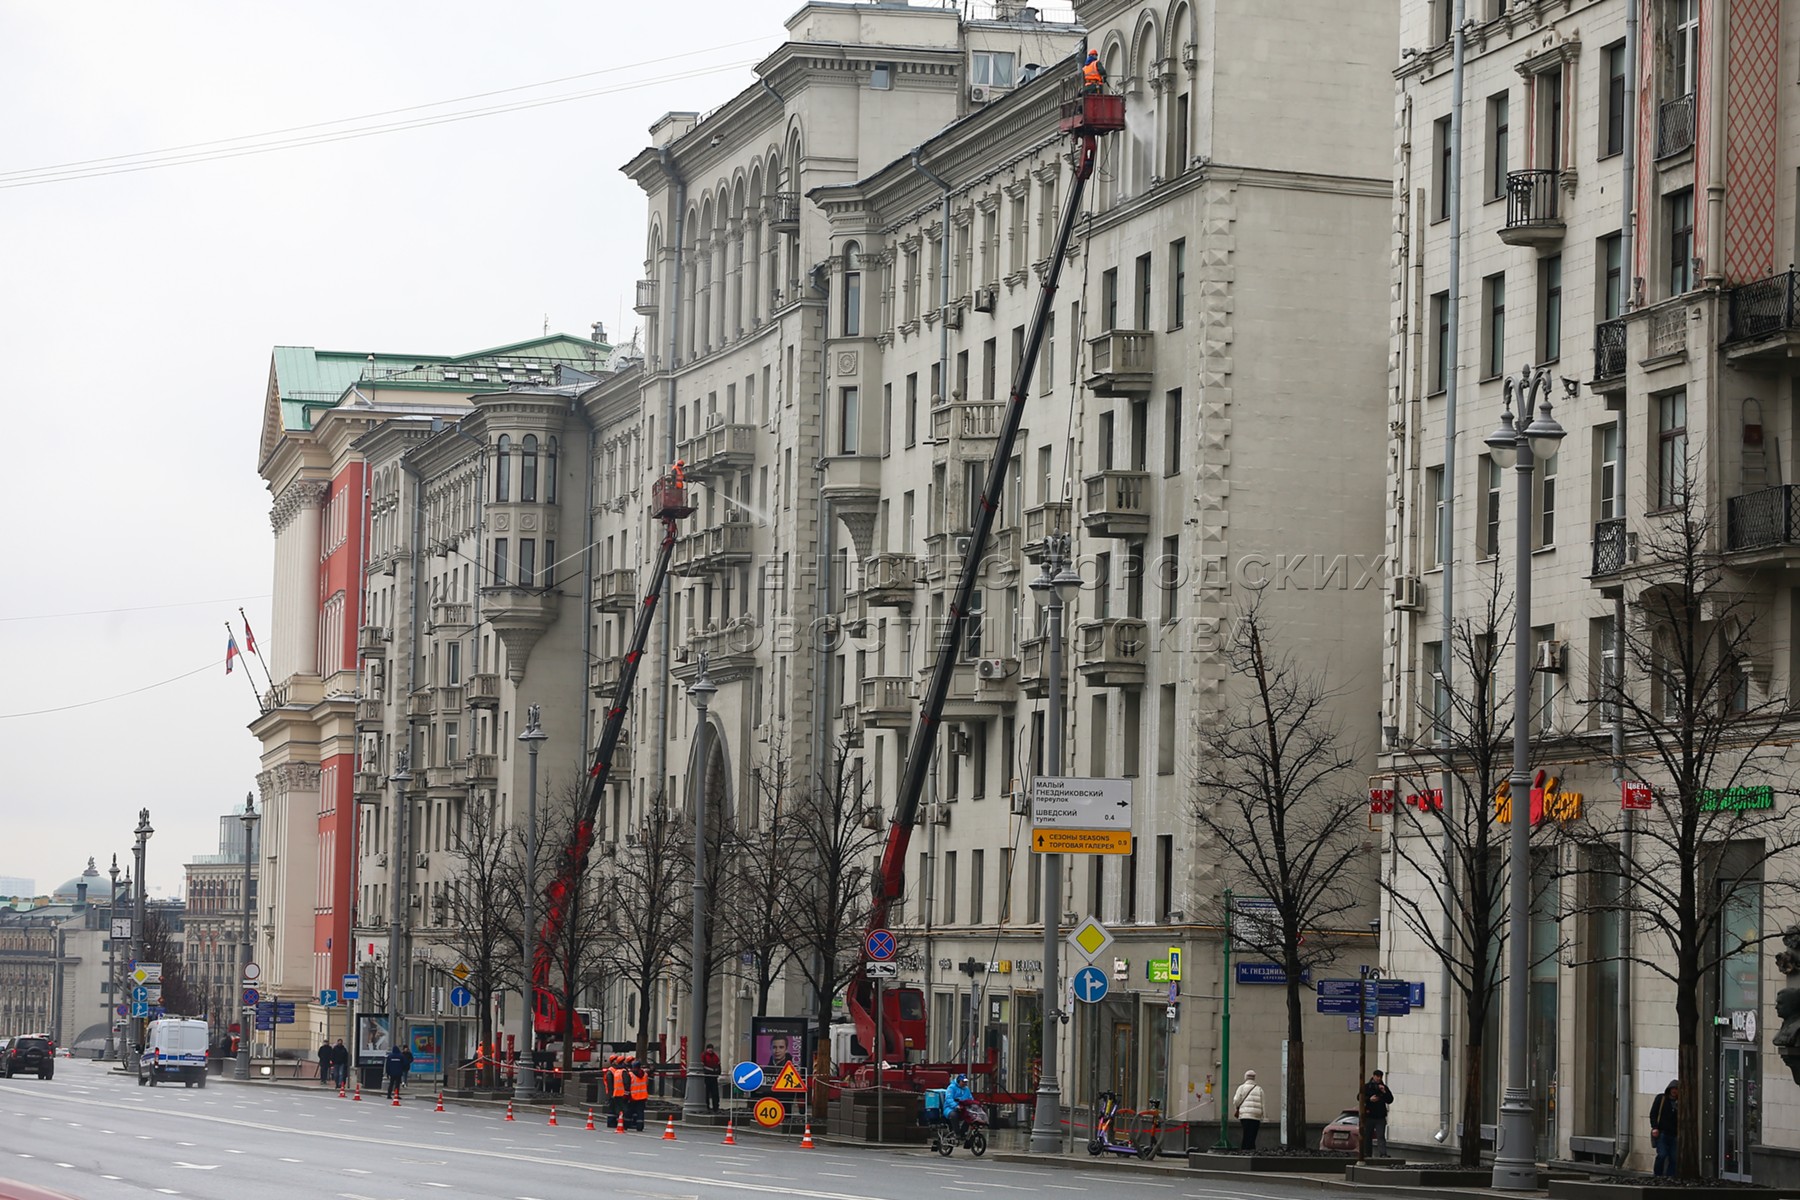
(1320, 1109), (1360, 1153)
(54, 1048), (72, 1059)
(4, 1036), (55, 1080)
(138, 1018), (209, 1088)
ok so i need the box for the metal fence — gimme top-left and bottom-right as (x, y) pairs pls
(1726, 485), (1800, 551)
(1656, 94), (1695, 159)
(1592, 517), (1628, 576)
(1504, 169), (1561, 229)
(1727, 270), (1799, 344)
(1593, 318), (1626, 379)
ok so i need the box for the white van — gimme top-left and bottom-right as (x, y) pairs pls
(139, 1018), (209, 1088)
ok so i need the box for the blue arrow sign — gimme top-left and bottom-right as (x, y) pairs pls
(732, 1061), (765, 1092)
(132, 985), (149, 1003)
(449, 986), (472, 1009)
(866, 929), (897, 962)
(1073, 965), (1110, 1004)
(130, 1001), (149, 1019)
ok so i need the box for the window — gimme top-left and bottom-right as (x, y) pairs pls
(1430, 290), (1450, 394)
(1431, 0), (1452, 43)
(1597, 424), (1620, 520)
(546, 438), (558, 503)
(1157, 684), (1176, 774)
(1600, 233), (1625, 319)
(1041, 312), (1054, 393)
(839, 387), (860, 454)
(1164, 389), (1182, 476)
(1434, 116), (1453, 221)
(1125, 542), (1145, 618)
(1487, 93), (1510, 201)
(1155, 834), (1174, 922)
(492, 538), (509, 586)
(1667, 188), (1695, 296)
(1100, 268), (1118, 330)
(1159, 534), (1178, 623)
(1484, 272), (1507, 378)
(519, 538), (536, 588)
(1481, 455), (1502, 558)
(1539, 254), (1562, 361)
(842, 242), (862, 336)
(882, 384), (892, 457)
(1669, 0), (1698, 97)
(1122, 690), (1141, 777)
(1427, 465), (1448, 569)
(1592, 615), (1621, 729)
(1532, 625), (1557, 735)
(1169, 239), (1186, 328)
(494, 435), (511, 502)
(544, 540), (556, 587)
(871, 62), (892, 90)
(1134, 253), (1152, 329)
(982, 337), (996, 401)
(1424, 641), (1449, 742)
(520, 434), (539, 502)
(1539, 451), (1557, 548)
(1657, 390), (1688, 508)
(971, 50), (1015, 87)
(999, 848), (1014, 923)
(1089, 694), (1108, 776)
(1172, 93), (1190, 177)
(971, 849), (985, 924)
(1537, 68), (1563, 171)
(943, 851), (957, 924)
(905, 374), (918, 447)
(964, 590), (984, 659)
(955, 350), (968, 402)
(1603, 41), (1627, 157)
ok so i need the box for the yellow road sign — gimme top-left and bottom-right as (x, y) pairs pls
(754, 1096), (787, 1127)
(452, 962), (471, 981)
(1031, 828), (1131, 855)
(772, 1061), (805, 1092)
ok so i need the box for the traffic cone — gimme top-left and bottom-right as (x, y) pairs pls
(585, 1108), (596, 1131)
(800, 1123), (815, 1149)
(338, 1083), (346, 1099)
(392, 1092), (401, 1107)
(548, 1106), (558, 1127)
(615, 1109), (627, 1134)
(505, 1101), (515, 1122)
(662, 1114), (677, 1141)
(722, 1119), (736, 1145)
(353, 1081), (362, 1102)
(434, 1092), (445, 1113)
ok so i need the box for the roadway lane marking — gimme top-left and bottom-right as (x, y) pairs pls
(819, 1173), (856, 1178)
(176, 1141), (196, 1146)
(343, 1168), (371, 1174)
(55, 1164), (73, 1169)
(280, 1157), (304, 1162)
(226, 1149), (244, 1154)
(1043, 1188), (1089, 1193)
(423, 1184), (451, 1189)
(102, 1176), (121, 1181)
(15, 1154), (32, 1159)
(172, 1163), (218, 1170)
(155, 1190), (180, 1195)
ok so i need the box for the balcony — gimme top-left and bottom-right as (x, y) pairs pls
(1084, 330), (1155, 396)
(1017, 635), (1051, 698)
(922, 530), (969, 582)
(354, 770), (383, 797)
(429, 602), (472, 632)
(1498, 169), (1564, 247)
(672, 516), (754, 576)
(840, 704), (865, 748)
(1593, 318), (1627, 386)
(358, 625), (390, 655)
(769, 191), (802, 232)
(1727, 485), (1800, 554)
(434, 684), (464, 713)
(593, 567), (639, 614)
(858, 675), (916, 729)
(407, 689), (434, 719)
(588, 655), (625, 699)
(1726, 270), (1800, 365)
(1024, 501), (1072, 561)
(1076, 617), (1148, 687)
(466, 673), (500, 708)
(355, 697), (384, 729)
(929, 400), (1004, 448)
(675, 622), (759, 683)
(1082, 470), (1151, 538)
(465, 753), (498, 785)
(1591, 517), (1630, 579)
(1656, 94), (1695, 160)
(634, 278), (658, 314)
(680, 421), (756, 479)
(425, 763), (466, 793)
(859, 553), (923, 608)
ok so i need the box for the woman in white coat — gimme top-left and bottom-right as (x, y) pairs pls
(1231, 1069), (1266, 1149)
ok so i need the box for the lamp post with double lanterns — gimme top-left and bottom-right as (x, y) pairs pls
(105, 855), (120, 1061)
(236, 792), (259, 1081)
(131, 808), (153, 1064)
(516, 708), (547, 1103)
(1483, 363), (1566, 1191)
(1027, 533), (1080, 1154)
(683, 659), (718, 1120)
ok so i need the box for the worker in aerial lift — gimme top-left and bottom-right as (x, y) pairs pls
(1081, 49), (1106, 94)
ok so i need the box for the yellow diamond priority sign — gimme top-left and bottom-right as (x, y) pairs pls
(1067, 917), (1113, 963)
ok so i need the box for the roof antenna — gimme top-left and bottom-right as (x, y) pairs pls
(543, 313), (550, 336)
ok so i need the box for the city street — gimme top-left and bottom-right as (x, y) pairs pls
(0, 1062), (1317, 1200)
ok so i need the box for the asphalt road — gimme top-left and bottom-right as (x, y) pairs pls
(0, 1061), (1319, 1200)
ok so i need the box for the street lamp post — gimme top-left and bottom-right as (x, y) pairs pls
(131, 809), (153, 1064)
(118, 869), (131, 1060)
(236, 793), (259, 1080)
(516, 707), (547, 1103)
(106, 855), (120, 1061)
(1028, 533), (1080, 1154)
(683, 659), (718, 1120)
(389, 751), (414, 1086)
(1484, 364), (1566, 1191)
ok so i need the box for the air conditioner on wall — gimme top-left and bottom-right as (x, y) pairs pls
(1535, 640), (1567, 673)
(948, 728), (972, 755)
(973, 286), (997, 313)
(970, 85), (991, 104)
(1391, 575), (1424, 611)
(944, 306), (964, 330)
(978, 657), (1014, 680)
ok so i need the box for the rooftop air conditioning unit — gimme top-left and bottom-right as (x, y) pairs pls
(1535, 640), (1567, 673)
(973, 286), (997, 313)
(1391, 575), (1424, 612)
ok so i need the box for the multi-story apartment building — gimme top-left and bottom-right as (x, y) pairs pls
(1381, 0), (1799, 1180)
(182, 812), (259, 1030)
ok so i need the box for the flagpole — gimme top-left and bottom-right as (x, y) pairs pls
(226, 622), (262, 707)
(239, 608), (274, 683)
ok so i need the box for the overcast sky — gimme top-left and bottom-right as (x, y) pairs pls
(0, 1), (805, 898)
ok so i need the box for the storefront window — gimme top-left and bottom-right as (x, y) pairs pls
(1582, 848), (1622, 1138)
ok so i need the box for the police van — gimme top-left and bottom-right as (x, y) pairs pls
(139, 1017), (210, 1088)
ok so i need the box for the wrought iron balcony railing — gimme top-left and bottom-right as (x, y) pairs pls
(1593, 318), (1627, 380)
(1656, 94), (1695, 160)
(1727, 270), (1800, 344)
(1726, 484), (1800, 551)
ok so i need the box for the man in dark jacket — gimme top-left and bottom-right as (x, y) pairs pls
(384, 1044), (406, 1099)
(1360, 1070), (1395, 1157)
(331, 1038), (350, 1088)
(318, 1040), (333, 1085)
(1651, 1081), (1679, 1177)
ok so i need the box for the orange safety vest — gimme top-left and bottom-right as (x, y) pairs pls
(1082, 60), (1104, 89)
(629, 1071), (649, 1101)
(613, 1068), (629, 1097)
(601, 1066), (614, 1094)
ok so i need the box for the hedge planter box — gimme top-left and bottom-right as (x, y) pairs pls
(1550, 1180), (1800, 1200)
(1189, 1151), (1358, 1173)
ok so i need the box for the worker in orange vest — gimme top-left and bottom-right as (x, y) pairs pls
(1081, 49), (1106, 95)
(609, 1056), (629, 1129)
(627, 1060), (650, 1131)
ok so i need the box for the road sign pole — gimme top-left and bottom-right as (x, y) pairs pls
(875, 975), (883, 1145)
(1217, 887), (1233, 1149)
(1358, 974), (1371, 1163)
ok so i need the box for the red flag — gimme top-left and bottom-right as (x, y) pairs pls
(226, 633), (241, 675)
(242, 619), (258, 655)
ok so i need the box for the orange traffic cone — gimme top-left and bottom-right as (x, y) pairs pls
(585, 1108), (596, 1131)
(799, 1123), (815, 1149)
(391, 1092), (401, 1107)
(353, 1081), (362, 1102)
(434, 1092), (445, 1113)
(505, 1100), (515, 1122)
(338, 1083), (346, 1099)
(722, 1119), (736, 1145)
(548, 1106), (558, 1127)
(662, 1115), (677, 1141)
(615, 1109), (627, 1134)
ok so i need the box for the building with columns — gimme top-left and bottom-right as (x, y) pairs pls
(182, 812), (260, 1031)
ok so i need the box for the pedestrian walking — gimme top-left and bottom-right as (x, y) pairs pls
(702, 1043), (722, 1113)
(1651, 1081), (1679, 1177)
(318, 1039), (333, 1085)
(628, 1060), (650, 1131)
(384, 1044), (406, 1100)
(1231, 1069), (1265, 1150)
(1361, 1070), (1394, 1157)
(331, 1038), (350, 1088)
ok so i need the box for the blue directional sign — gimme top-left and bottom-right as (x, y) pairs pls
(1347, 1017), (1376, 1034)
(130, 1001), (150, 1019)
(1408, 981), (1426, 1009)
(449, 986), (472, 1009)
(1073, 965), (1110, 1004)
(132, 985), (149, 1004)
(866, 929), (897, 962)
(732, 1061), (765, 1092)
(242, 987), (259, 1006)
(320, 989), (339, 1008)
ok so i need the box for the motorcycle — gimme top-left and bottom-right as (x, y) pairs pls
(931, 1100), (990, 1157)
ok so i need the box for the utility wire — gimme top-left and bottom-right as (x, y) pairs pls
(0, 593), (271, 623)
(0, 661), (215, 719)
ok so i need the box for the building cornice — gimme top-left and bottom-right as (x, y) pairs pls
(269, 479), (328, 535)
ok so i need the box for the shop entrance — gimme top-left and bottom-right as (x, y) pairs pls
(1718, 1041), (1759, 1181)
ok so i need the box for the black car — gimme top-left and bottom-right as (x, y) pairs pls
(4, 1036), (54, 1079)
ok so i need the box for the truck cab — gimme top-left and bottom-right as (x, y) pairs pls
(139, 1018), (209, 1088)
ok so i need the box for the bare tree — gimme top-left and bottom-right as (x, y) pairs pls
(1563, 483), (1800, 1180)
(1189, 604), (1369, 1150)
(714, 750), (802, 1016)
(141, 907), (200, 1017)
(444, 793), (521, 1086)
(519, 779), (618, 1079)
(598, 794), (691, 1061)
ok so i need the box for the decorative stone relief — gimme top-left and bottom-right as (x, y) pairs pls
(521, 513), (538, 532)
(836, 351), (858, 375)
(493, 513), (511, 532)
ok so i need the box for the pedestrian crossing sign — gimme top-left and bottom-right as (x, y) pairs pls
(772, 1061), (805, 1092)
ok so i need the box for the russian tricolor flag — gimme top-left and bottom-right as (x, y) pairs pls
(226, 632), (241, 675)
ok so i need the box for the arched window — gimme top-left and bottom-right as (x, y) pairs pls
(546, 438), (559, 503)
(521, 434), (539, 502)
(494, 435), (512, 502)
(842, 242), (863, 337)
